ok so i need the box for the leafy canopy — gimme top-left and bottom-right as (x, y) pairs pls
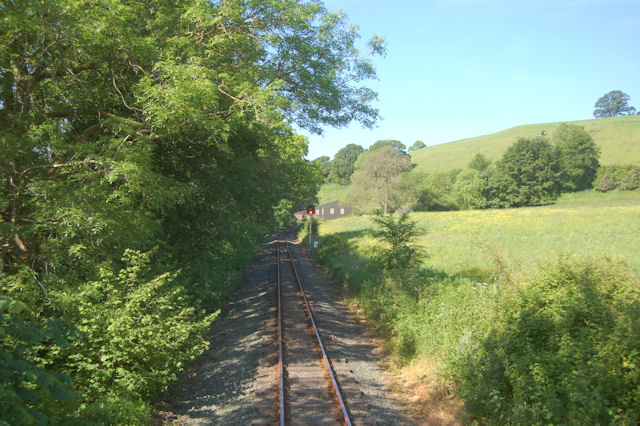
(553, 123), (600, 191)
(409, 140), (426, 152)
(0, 0), (383, 421)
(593, 90), (636, 118)
(328, 143), (364, 185)
(369, 139), (407, 155)
(350, 145), (412, 213)
(495, 137), (562, 207)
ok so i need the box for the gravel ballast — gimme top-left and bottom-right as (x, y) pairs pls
(161, 233), (410, 424)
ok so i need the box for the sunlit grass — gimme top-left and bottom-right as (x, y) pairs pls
(319, 190), (640, 276)
(317, 183), (351, 204)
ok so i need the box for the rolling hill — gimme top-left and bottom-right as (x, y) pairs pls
(318, 115), (640, 204)
(410, 115), (640, 174)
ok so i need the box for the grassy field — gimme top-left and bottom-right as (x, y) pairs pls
(318, 189), (640, 277)
(313, 189), (640, 423)
(311, 189), (640, 423)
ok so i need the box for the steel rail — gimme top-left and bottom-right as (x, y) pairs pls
(276, 242), (285, 426)
(285, 243), (352, 426)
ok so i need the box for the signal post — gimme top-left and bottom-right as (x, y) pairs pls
(306, 205), (315, 253)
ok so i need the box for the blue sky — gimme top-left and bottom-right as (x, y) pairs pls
(302, 0), (640, 160)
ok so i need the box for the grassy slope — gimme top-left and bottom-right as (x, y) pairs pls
(317, 183), (351, 205)
(318, 190), (640, 277)
(410, 115), (640, 174)
(318, 115), (640, 204)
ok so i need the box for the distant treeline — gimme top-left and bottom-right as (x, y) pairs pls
(319, 123), (639, 213)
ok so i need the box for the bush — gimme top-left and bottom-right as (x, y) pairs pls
(452, 168), (488, 210)
(454, 259), (640, 424)
(56, 250), (217, 403)
(316, 234), (350, 263)
(595, 165), (640, 192)
(494, 136), (562, 207)
(371, 213), (424, 269)
(0, 295), (78, 424)
(412, 172), (458, 211)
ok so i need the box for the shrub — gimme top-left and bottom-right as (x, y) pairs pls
(370, 213), (424, 269)
(596, 170), (617, 192)
(595, 165), (640, 192)
(455, 259), (640, 424)
(452, 168), (488, 210)
(0, 295), (78, 424)
(316, 234), (350, 262)
(494, 136), (562, 207)
(553, 123), (601, 191)
(412, 172), (458, 211)
(56, 250), (217, 404)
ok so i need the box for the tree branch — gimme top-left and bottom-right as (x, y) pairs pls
(20, 159), (107, 179)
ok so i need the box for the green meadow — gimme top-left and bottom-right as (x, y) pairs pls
(313, 116), (640, 423)
(319, 190), (640, 276)
(311, 189), (640, 423)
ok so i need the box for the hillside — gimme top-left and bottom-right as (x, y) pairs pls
(318, 115), (640, 204)
(410, 115), (640, 174)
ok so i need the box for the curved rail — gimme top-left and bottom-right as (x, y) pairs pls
(284, 243), (352, 426)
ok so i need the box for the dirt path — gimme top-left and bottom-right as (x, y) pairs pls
(158, 233), (411, 424)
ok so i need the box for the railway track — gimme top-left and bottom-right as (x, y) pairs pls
(253, 239), (371, 425)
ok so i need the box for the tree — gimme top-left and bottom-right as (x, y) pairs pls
(593, 90), (636, 117)
(409, 140), (426, 152)
(495, 137), (562, 207)
(312, 156), (332, 179)
(328, 144), (364, 184)
(350, 146), (412, 213)
(469, 153), (491, 171)
(0, 0), (381, 420)
(410, 172), (458, 212)
(453, 169), (488, 209)
(371, 213), (423, 269)
(369, 139), (407, 155)
(553, 124), (600, 191)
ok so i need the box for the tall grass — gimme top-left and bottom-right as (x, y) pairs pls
(321, 190), (640, 276)
(313, 190), (640, 423)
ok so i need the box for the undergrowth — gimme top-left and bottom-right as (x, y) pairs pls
(309, 219), (640, 424)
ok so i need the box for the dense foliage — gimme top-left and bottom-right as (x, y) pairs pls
(329, 123), (605, 213)
(327, 143), (365, 185)
(368, 139), (407, 155)
(494, 136), (562, 207)
(456, 260), (640, 424)
(0, 0), (382, 421)
(370, 213), (423, 269)
(350, 145), (412, 213)
(595, 164), (640, 192)
(408, 140), (426, 152)
(312, 220), (640, 425)
(554, 123), (601, 191)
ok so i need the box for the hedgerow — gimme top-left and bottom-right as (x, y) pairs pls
(454, 259), (640, 424)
